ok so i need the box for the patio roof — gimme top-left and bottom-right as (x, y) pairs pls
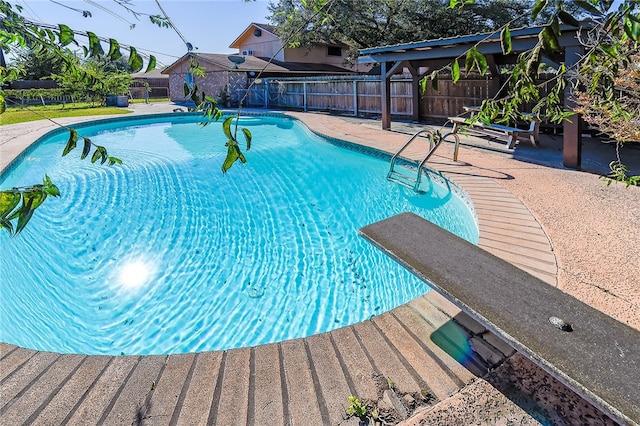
(357, 25), (586, 168)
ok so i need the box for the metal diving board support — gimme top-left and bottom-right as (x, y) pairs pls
(387, 130), (460, 192)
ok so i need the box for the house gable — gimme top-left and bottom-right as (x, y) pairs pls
(229, 23), (284, 62)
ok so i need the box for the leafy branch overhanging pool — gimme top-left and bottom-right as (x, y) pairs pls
(0, 114), (478, 355)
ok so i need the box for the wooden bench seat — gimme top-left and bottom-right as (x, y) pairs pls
(449, 116), (538, 149)
(359, 212), (640, 425)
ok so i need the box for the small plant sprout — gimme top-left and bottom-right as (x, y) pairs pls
(346, 395), (367, 419)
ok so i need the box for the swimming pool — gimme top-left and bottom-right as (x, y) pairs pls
(0, 113), (478, 355)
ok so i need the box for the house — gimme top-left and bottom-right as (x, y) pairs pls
(229, 23), (354, 71)
(162, 23), (357, 105)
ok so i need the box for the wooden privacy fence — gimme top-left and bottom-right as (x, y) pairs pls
(238, 75), (503, 120)
(237, 74), (555, 122)
(240, 75), (414, 117)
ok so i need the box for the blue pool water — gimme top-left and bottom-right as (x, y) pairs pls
(0, 114), (478, 355)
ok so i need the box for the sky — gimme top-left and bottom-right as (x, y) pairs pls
(12, 0), (273, 67)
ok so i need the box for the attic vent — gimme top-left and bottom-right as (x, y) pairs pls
(254, 29), (262, 37)
(242, 49), (254, 56)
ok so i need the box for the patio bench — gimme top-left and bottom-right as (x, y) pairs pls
(449, 115), (539, 149)
(359, 212), (640, 426)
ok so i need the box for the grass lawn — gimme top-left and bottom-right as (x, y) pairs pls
(0, 103), (132, 125)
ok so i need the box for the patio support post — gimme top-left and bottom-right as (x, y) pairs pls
(486, 55), (503, 98)
(563, 44), (583, 168)
(381, 61), (392, 129)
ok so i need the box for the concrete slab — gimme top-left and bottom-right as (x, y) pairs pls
(252, 343), (285, 425)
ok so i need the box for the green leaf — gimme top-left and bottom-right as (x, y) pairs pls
(190, 91), (201, 106)
(574, 0), (603, 16)
(58, 24), (75, 46)
(0, 94), (5, 114)
(238, 147), (247, 164)
(221, 143), (240, 174)
(91, 149), (101, 164)
(423, 70), (437, 92)
(62, 129), (78, 156)
(531, 0), (547, 21)
(0, 191), (21, 219)
(43, 184), (60, 197)
(183, 83), (190, 97)
(108, 157), (123, 166)
(87, 31), (103, 57)
(558, 10), (581, 27)
(551, 16), (561, 37)
(45, 28), (55, 42)
(89, 146), (108, 164)
(0, 217), (14, 233)
(223, 116), (234, 141)
(451, 60), (460, 83)
(14, 191), (47, 235)
(465, 47), (488, 75)
(128, 47), (143, 73)
(501, 25), (512, 55)
(241, 128), (252, 150)
(465, 50), (474, 75)
(419, 76), (427, 94)
(43, 175), (60, 197)
(145, 55), (157, 73)
(540, 26), (560, 52)
(624, 18), (640, 41)
(526, 44), (542, 75)
(81, 137), (92, 160)
(97, 146), (109, 164)
(108, 38), (122, 61)
(599, 44), (618, 58)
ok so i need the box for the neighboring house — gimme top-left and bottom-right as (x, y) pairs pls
(162, 23), (357, 105)
(229, 23), (354, 71)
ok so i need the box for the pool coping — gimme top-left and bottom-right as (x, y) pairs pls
(1, 108), (588, 425)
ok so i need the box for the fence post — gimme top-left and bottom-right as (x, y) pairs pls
(303, 81), (307, 112)
(264, 80), (268, 109)
(353, 80), (358, 116)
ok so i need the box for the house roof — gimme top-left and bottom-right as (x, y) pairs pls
(228, 23), (278, 49)
(261, 57), (353, 74)
(131, 69), (168, 79)
(162, 53), (354, 75)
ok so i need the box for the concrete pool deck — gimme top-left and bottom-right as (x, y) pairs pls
(1, 103), (638, 425)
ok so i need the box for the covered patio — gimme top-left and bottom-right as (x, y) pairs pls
(358, 25), (586, 168)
